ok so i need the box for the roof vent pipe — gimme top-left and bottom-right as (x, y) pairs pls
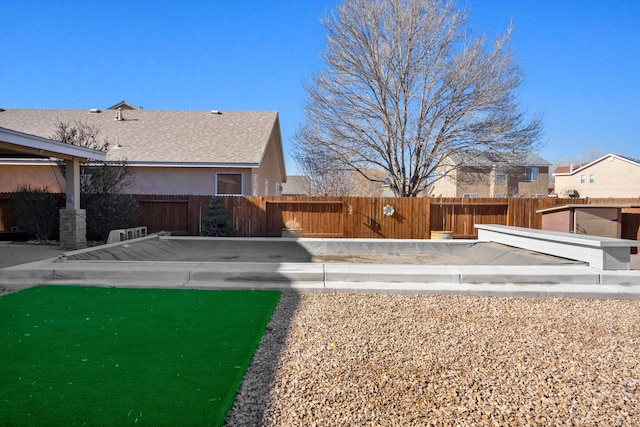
(211, 110), (222, 115)
(115, 108), (123, 121)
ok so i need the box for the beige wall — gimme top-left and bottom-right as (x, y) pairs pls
(429, 159), (458, 197)
(512, 166), (549, 197)
(125, 167), (254, 195)
(0, 163), (260, 196)
(0, 163), (65, 192)
(429, 163), (549, 197)
(252, 126), (286, 196)
(555, 156), (640, 198)
(456, 169), (491, 197)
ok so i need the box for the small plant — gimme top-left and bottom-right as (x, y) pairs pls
(285, 218), (301, 230)
(9, 184), (59, 242)
(201, 197), (234, 237)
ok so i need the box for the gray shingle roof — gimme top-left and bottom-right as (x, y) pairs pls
(0, 108), (279, 165)
(448, 151), (551, 167)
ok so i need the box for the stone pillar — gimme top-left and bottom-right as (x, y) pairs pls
(59, 209), (87, 250)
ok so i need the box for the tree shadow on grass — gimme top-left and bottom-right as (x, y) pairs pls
(223, 290), (301, 426)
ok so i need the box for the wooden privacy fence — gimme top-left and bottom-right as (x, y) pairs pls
(2, 192), (640, 242)
(134, 195), (640, 241)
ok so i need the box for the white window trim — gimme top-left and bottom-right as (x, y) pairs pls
(215, 172), (243, 195)
(525, 167), (539, 182)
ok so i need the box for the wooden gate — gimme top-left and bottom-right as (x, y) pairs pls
(265, 200), (345, 237)
(138, 198), (189, 235)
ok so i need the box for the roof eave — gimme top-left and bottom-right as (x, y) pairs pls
(0, 127), (106, 161)
(119, 161), (261, 168)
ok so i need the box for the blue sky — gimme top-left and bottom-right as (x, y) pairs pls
(1, 0), (638, 174)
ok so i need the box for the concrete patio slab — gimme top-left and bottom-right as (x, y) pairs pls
(2, 236), (640, 299)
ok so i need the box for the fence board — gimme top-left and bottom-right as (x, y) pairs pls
(2, 192), (639, 244)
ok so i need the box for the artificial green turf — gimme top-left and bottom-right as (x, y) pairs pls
(0, 286), (281, 426)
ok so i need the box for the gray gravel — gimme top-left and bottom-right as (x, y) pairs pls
(225, 292), (640, 426)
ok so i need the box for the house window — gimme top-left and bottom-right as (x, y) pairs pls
(580, 174), (585, 184)
(531, 194), (544, 198)
(589, 174), (595, 183)
(494, 193), (506, 198)
(462, 193), (477, 198)
(216, 173), (242, 195)
(495, 169), (507, 182)
(525, 167), (539, 182)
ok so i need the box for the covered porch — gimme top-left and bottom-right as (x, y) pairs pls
(0, 127), (106, 249)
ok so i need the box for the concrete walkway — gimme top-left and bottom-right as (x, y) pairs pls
(0, 241), (68, 269)
(2, 240), (640, 299)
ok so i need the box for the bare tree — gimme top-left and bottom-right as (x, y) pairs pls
(295, 0), (543, 197)
(53, 119), (109, 151)
(52, 119), (130, 195)
(51, 120), (139, 241)
(293, 142), (359, 196)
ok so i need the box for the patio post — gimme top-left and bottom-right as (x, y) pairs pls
(59, 156), (87, 249)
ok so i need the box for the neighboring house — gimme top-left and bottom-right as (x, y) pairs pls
(0, 104), (286, 196)
(284, 170), (390, 197)
(554, 154), (640, 198)
(429, 152), (551, 198)
(280, 176), (310, 196)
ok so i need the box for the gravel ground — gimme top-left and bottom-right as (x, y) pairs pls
(225, 292), (640, 426)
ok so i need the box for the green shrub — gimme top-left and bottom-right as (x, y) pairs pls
(9, 184), (59, 241)
(201, 197), (233, 237)
(83, 194), (140, 242)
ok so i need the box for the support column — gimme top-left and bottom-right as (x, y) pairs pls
(65, 157), (81, 209)
(59, 156), (86, 249)
(59, 209), (87, 250)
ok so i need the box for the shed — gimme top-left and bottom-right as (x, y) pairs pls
(536, 204), (636, 239)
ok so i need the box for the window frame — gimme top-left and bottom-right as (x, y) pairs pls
(215, 173), (243, 195)
(525, 167), (539, 182)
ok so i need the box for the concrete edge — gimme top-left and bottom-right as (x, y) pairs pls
(3, 259), (640, 300)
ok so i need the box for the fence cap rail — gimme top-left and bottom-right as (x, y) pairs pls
(266, 200), (344, 204)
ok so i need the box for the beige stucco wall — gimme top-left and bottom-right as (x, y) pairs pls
(429, 163), (549, 197)
(554, 156), (640, 198)
(512, 166), (549, 197)
(251, 122), (286, 196)
(125, 167), (253, 195)
(456, 169), (491, 197)
(0, 163), (258, 196)
(429, 159), (458, 197)
(0, 163), (65, 192)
